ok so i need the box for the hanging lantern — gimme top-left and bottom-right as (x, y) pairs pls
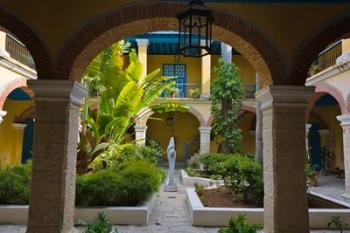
(177, 0), (214, 57)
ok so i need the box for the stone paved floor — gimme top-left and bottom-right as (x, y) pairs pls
(310, 175), (350, 206)
(0, 172), (347, 233)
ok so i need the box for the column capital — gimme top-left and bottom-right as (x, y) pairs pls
(136, 39), (150, 47)
(28, 80), (87, 106)
(199, 126), (212, 133)
(0, 110), (7, 123)
(337, 114), (350, 127)
(134, 125), (147, 131)
(256, 85), (315, 110)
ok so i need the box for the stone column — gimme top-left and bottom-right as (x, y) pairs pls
(199, 126), (211, 154)
(255, 72), (263, 164)
(26, 80), (87, 233)
(136, 39), (149, 78)
(0, 110), (6, 123)
(336, 114), (350, 198)
(221, 42), (232, 63)
(256, 85), (314, 233)
(11, 123), (26, 164)
(201, 40), (211, 99)
(134, 125), (147, 146)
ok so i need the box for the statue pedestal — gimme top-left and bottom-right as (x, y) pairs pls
(164, 185), (177, 192)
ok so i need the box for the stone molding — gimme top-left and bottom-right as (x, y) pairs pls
(337, 114), (350, 127)
(12, 123), (26, 130)
(256, 85), (315, 110)
(28, 80), (87, 106)
(199, 126), (211, 134)
(0, 110), (6, 123)
(134, 125), (147, 132)
(136, 39), (150, 47)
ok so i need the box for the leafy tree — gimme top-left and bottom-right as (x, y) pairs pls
(210, 58), (244, 153)
(77, 41), (187, 174)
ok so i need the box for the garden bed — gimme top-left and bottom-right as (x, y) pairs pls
(186, 188), (350, 229)
(180, 169), (224, 187)
(0, 193), (156, 226)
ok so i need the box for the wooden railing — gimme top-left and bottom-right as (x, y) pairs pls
(243, 83), (256, 99)
(183, 136), (200, 167)
(308, 40), (342, 76)
(5, 34), (35, 69)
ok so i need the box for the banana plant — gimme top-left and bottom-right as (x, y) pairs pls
(78, 41), (187, 173)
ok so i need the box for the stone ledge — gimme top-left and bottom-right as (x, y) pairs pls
(180, 169), (224, 187)
(0, 193), (156, 226)
(186, 188), (350, 229)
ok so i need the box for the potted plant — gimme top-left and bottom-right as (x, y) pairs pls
(189, 88), (201, 98)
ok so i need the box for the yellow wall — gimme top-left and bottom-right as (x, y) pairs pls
(147, 55), (201, 85)
(147, 111), (200, 161)
(210, 111), (256, 154)
(309, 104), (343, 170)
(0, 99), (33, 166)
(211, 55), (256, 84)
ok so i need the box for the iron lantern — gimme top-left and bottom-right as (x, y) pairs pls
(177, 0), (214, 57)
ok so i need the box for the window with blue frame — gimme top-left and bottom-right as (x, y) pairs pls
(162, 64), (187, 97)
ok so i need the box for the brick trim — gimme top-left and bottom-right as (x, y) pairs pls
(290, 12), (350, 85)
(0, 8), (53, 78)
(55, 2), (287, 86)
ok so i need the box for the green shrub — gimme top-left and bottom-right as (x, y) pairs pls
(76, 160), (163, 206)
(199, 153), (231, 171)
(0, 161), (32, 204)
(99, 144), (158, 170)
(84, 212), (118, 233)
(221, 155), (263, 203)
(218, 215), (260, 233)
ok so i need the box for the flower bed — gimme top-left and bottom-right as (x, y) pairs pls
(186, 188), (350, 229)
(180, 169), (224, 187)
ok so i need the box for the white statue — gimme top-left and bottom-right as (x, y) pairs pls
(164, 137), (177, 192)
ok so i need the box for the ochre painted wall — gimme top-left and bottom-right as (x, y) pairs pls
(210, 111), (256, 155)
(0, 99), (33, 166)
(309, 104), (343, 170)
(211, 55), (255, 84)
(147, 111), (200, 161)
(147, 55), (201, 86)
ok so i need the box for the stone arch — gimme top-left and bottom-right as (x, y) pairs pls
(14, 105), (35, 123)
(0, 8), (53, 78)
(135, 105), (206, 127)
(0, 78), (27, 109)
(290, 12), (350, 85)
(55, 2), (287, 86)
(207, 105), (256, 127)
(305, 83), (346, 122)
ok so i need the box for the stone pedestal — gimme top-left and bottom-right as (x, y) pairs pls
(199, 126), (211, 154)
(26, 80), (87, 233)
(134, 125), (147, 146)
(337, 114), (350, 198)
(256, 85), (314, 233)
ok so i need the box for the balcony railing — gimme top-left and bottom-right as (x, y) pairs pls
(308, 40), (342, 76)
(164, 83), (202, 98)
(243, 83), (256, 99)
(5, 34), (35, 69)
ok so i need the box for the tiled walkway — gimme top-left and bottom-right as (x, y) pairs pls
(310, 175), (350, 207)
(0, 172), (346, 233)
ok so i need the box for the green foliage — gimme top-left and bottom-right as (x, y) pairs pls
(327, 216), (348, 233)
(0, 161), (31, 204)
(218, 215), (260, 233)
(210, 59), (244, 153)
(221, 155), (263, 203)
(84, 212), (118, 233)
(76, 160), (163, 206)
(97, 144), (158, 170)
(189, 88), (201, 98)
(199, 153), (231, 172)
